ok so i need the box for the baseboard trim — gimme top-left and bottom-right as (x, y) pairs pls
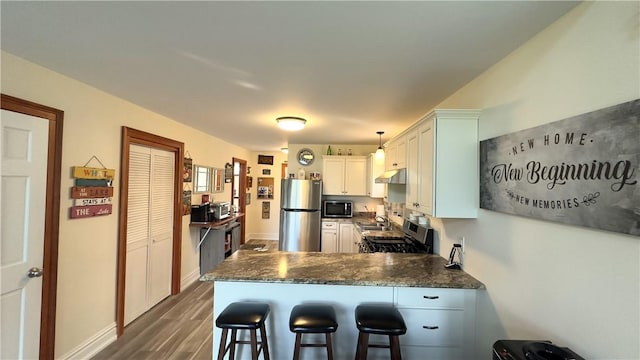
(247, 233), (278, 240)
(60, 322), (116, 360)
(181, 268), (201, 291)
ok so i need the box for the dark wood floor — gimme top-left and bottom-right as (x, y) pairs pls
(92, 280), (214, 360)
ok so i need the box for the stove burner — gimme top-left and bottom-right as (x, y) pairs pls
(359, 219), (433, 254)
(359, 237), (430, 253)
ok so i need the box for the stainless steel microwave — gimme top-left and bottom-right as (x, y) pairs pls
(323, 201), (353, 218)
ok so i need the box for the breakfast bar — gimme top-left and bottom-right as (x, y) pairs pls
(201, 243), (484, 360)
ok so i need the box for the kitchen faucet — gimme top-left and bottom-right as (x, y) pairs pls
(375, 215), (392, 230)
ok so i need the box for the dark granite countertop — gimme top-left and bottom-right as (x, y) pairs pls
(201, 240), (485, 289)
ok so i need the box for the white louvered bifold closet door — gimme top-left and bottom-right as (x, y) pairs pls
(124, 144), (174, 325)
(148, 148), (174, 306)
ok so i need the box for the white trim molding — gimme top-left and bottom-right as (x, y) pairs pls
(181, 268), (201, 291)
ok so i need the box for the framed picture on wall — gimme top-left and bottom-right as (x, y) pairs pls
(257, 177), (274, 199)
(258, 155), (274, 165)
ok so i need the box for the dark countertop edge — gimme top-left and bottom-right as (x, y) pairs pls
(189, 213), (245, 227)
(199, 274), (485, 290)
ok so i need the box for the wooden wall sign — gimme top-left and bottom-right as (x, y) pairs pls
(69, 159), (115, 219)
(70, 204), (113, 219)
(480, 99), (639, 235)
(71, 186), (114, 198)
(73, 197), (112, 206)
(72, 166), (115, 179)
(261, 201), (270, 219)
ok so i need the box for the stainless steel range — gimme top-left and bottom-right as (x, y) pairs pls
(359, 219), (433, 254)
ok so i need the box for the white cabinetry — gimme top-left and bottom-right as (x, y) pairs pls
(406, 109), (480, 218)
(405, 128), (419, 211)
(322, 156), (367, 195)
(339, 222), (357, 253)
(321, 220), (357, 253)
(367, 153), (385, 198)
(385, 137), (406, 171)
(352, 225), (362, 252)
(395, 287), (477, 360)
(321, 221), (338, 253)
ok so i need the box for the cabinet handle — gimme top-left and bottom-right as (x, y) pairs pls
(423, 295), (439, 300)
(422, 326), (439, 330)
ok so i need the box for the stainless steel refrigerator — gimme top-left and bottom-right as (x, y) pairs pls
(279, 179), (322, 251)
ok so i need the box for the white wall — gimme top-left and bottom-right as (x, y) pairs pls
(244, 150), (289, 240)
(0, 51), (252, 357)
(432, 2), (639, 358)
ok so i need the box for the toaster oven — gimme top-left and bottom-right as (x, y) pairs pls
(211, 201), (231, 220)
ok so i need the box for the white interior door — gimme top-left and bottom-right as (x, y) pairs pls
(1, 110), (49, 359)
(125, 144), (151, 324)
(124, 145), (174, 325)
(148, 149), (174, 306)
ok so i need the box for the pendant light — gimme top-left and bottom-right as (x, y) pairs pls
(375, 131), (385, 160)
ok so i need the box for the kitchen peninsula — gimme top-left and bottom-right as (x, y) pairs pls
(202, 242), (484, 359)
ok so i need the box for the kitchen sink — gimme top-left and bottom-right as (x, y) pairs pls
(358, 223), (393, 231)
(360, 225), (382, 230)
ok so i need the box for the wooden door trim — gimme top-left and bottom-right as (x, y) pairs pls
(231, 158), (247, 244)
(117, 127), (184, 336)
(1, 94), (64, 360)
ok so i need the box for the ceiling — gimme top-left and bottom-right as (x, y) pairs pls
(1, 1), (578, 151)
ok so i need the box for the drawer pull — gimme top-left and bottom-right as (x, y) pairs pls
(423, 296), (439, 300)
(422, 326), (439, 330)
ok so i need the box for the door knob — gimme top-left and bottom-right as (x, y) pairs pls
(27, 267), (43, 278)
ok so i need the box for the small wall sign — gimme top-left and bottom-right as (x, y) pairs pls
(225, 163), (233, 183)
(480, 99), (639, 235)
(69, 156), (115, 219)
(72, 166), (115, 179)
(70, 204), (113, 219)
(183, 157), (193, 182)
(71, 186), (114, 198)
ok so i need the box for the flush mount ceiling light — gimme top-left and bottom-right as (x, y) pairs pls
(281, 147), (289, 154)
(276, 116), (306, 131)
(375, 131), (385, 160)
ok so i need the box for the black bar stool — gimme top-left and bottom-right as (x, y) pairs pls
(354, 304), (406, 360)
(215, 302), (271, 360)
(289, 304), (338, 360)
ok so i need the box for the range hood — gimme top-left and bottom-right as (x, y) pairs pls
(375, 168), (406, 184)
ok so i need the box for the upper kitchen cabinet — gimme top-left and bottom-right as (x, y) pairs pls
(367, 153), (385, 198)
(406, 128), (420, 211)
(322, 156), (367, 195)
(406, 109), (480, 218)
(384, 137), (406, 171)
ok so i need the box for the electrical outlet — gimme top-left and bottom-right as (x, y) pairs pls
(460, 236), (465, 253)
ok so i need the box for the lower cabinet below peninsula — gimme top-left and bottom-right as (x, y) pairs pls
(211, 281), (477, 359)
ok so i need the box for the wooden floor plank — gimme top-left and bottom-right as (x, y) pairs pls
(92, 281), (213, 360)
